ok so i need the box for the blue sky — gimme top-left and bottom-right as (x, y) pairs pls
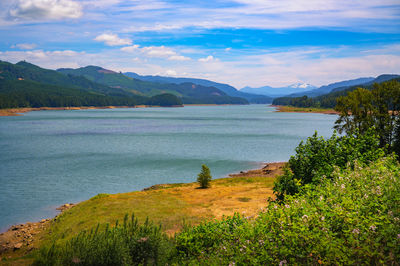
(0, 0), (399, 88)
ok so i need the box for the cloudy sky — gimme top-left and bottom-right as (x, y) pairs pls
(0, 0), (399, 88)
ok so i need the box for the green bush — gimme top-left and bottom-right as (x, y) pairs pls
(176, 157), (400, 265)
(274, 129), (385, 200)
(197, 164), (212, 188)
(34, 214), (175, 266)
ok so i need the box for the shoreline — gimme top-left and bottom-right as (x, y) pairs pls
(0, 162), (285, 256)
(0, 104), (236, 117)
(0, 106), (137, 116)
(272, 105), (338, 115)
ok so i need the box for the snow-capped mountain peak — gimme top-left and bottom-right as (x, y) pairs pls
(288, 82), (315, 89)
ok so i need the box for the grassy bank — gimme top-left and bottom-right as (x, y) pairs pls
(273, 105), (338, 114)
(0, 163), (283, 265)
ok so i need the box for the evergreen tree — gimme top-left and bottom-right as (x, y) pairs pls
(197, 164), (212, 188)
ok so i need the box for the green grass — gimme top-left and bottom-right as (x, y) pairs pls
(276, 105), (337, 114)
(40, 175), (276, 246)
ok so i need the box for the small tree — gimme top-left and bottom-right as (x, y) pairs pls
(197, 164), (212, 188)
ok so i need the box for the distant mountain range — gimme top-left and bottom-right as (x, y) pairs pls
(241, 75), (400, 99)
(123, 72), (273, 103)
(272, 74), (400, 108)
(1, 59), (398, 110)
(240, 83), (317, 97)
(287, 78), (375, 97)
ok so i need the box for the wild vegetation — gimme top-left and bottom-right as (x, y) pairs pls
(335, 80), (400, 152)
(273, 129), (385, 201)
(34, 154), (400, 265)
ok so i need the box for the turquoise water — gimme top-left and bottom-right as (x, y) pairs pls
(0, 105), (337, 231)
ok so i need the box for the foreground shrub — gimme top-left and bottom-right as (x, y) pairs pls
(34, 214), (175, 266)
(274, 128), (385, 200)
(176, 157), (400, 264)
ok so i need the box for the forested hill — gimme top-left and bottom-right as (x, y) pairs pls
(272, 75), (400, 108)
(0, 60), (248, 108)
(57, 66), (248, 104)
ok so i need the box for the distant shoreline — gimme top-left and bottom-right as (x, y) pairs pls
(0, 105), (186, 116)
(272, 105), (338, 115)
(0, 104), (239, 117)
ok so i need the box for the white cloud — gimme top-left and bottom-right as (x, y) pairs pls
(168, 55), (190, 61)
(94, 33), (132, 46)
(141, 46), (176, 57)
(121, 44), (191, 60)
(9, 0), (83, 20)
(120, 45), (140, 52)
(123, 24), (182, 33)
(198, 55), (216, 62)
(11, 43), (37, 50)
(164, 69), (177, 76)
(114, 0), (400, 33)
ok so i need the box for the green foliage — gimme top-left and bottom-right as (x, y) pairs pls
(335, 80), (400, 150)
(273, 166), (301, 202)
(395, 118), (400, 157)
(197, 164), (212, 188)
(274, 129), (385, 200)
(34, 214), (175, 266)
(147, 93), (183, 107)
(176, 157), (400, 265)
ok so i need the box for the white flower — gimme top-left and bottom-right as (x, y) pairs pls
(369, 225), (376, 231)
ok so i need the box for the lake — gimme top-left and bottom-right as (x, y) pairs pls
(0, 105), (337, 231)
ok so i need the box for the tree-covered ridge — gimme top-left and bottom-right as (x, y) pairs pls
(0, 60), (248, 108)
(272, 76), (400, 108)
(0, 79), (146, 109)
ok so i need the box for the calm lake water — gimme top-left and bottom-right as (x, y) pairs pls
(0, 105), (337, 231)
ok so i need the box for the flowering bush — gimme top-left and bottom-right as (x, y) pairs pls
(273, 129), (385, 201)
(176, 157), (400, 264)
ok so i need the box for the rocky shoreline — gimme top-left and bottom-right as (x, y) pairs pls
(0, 203), (75, 255)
